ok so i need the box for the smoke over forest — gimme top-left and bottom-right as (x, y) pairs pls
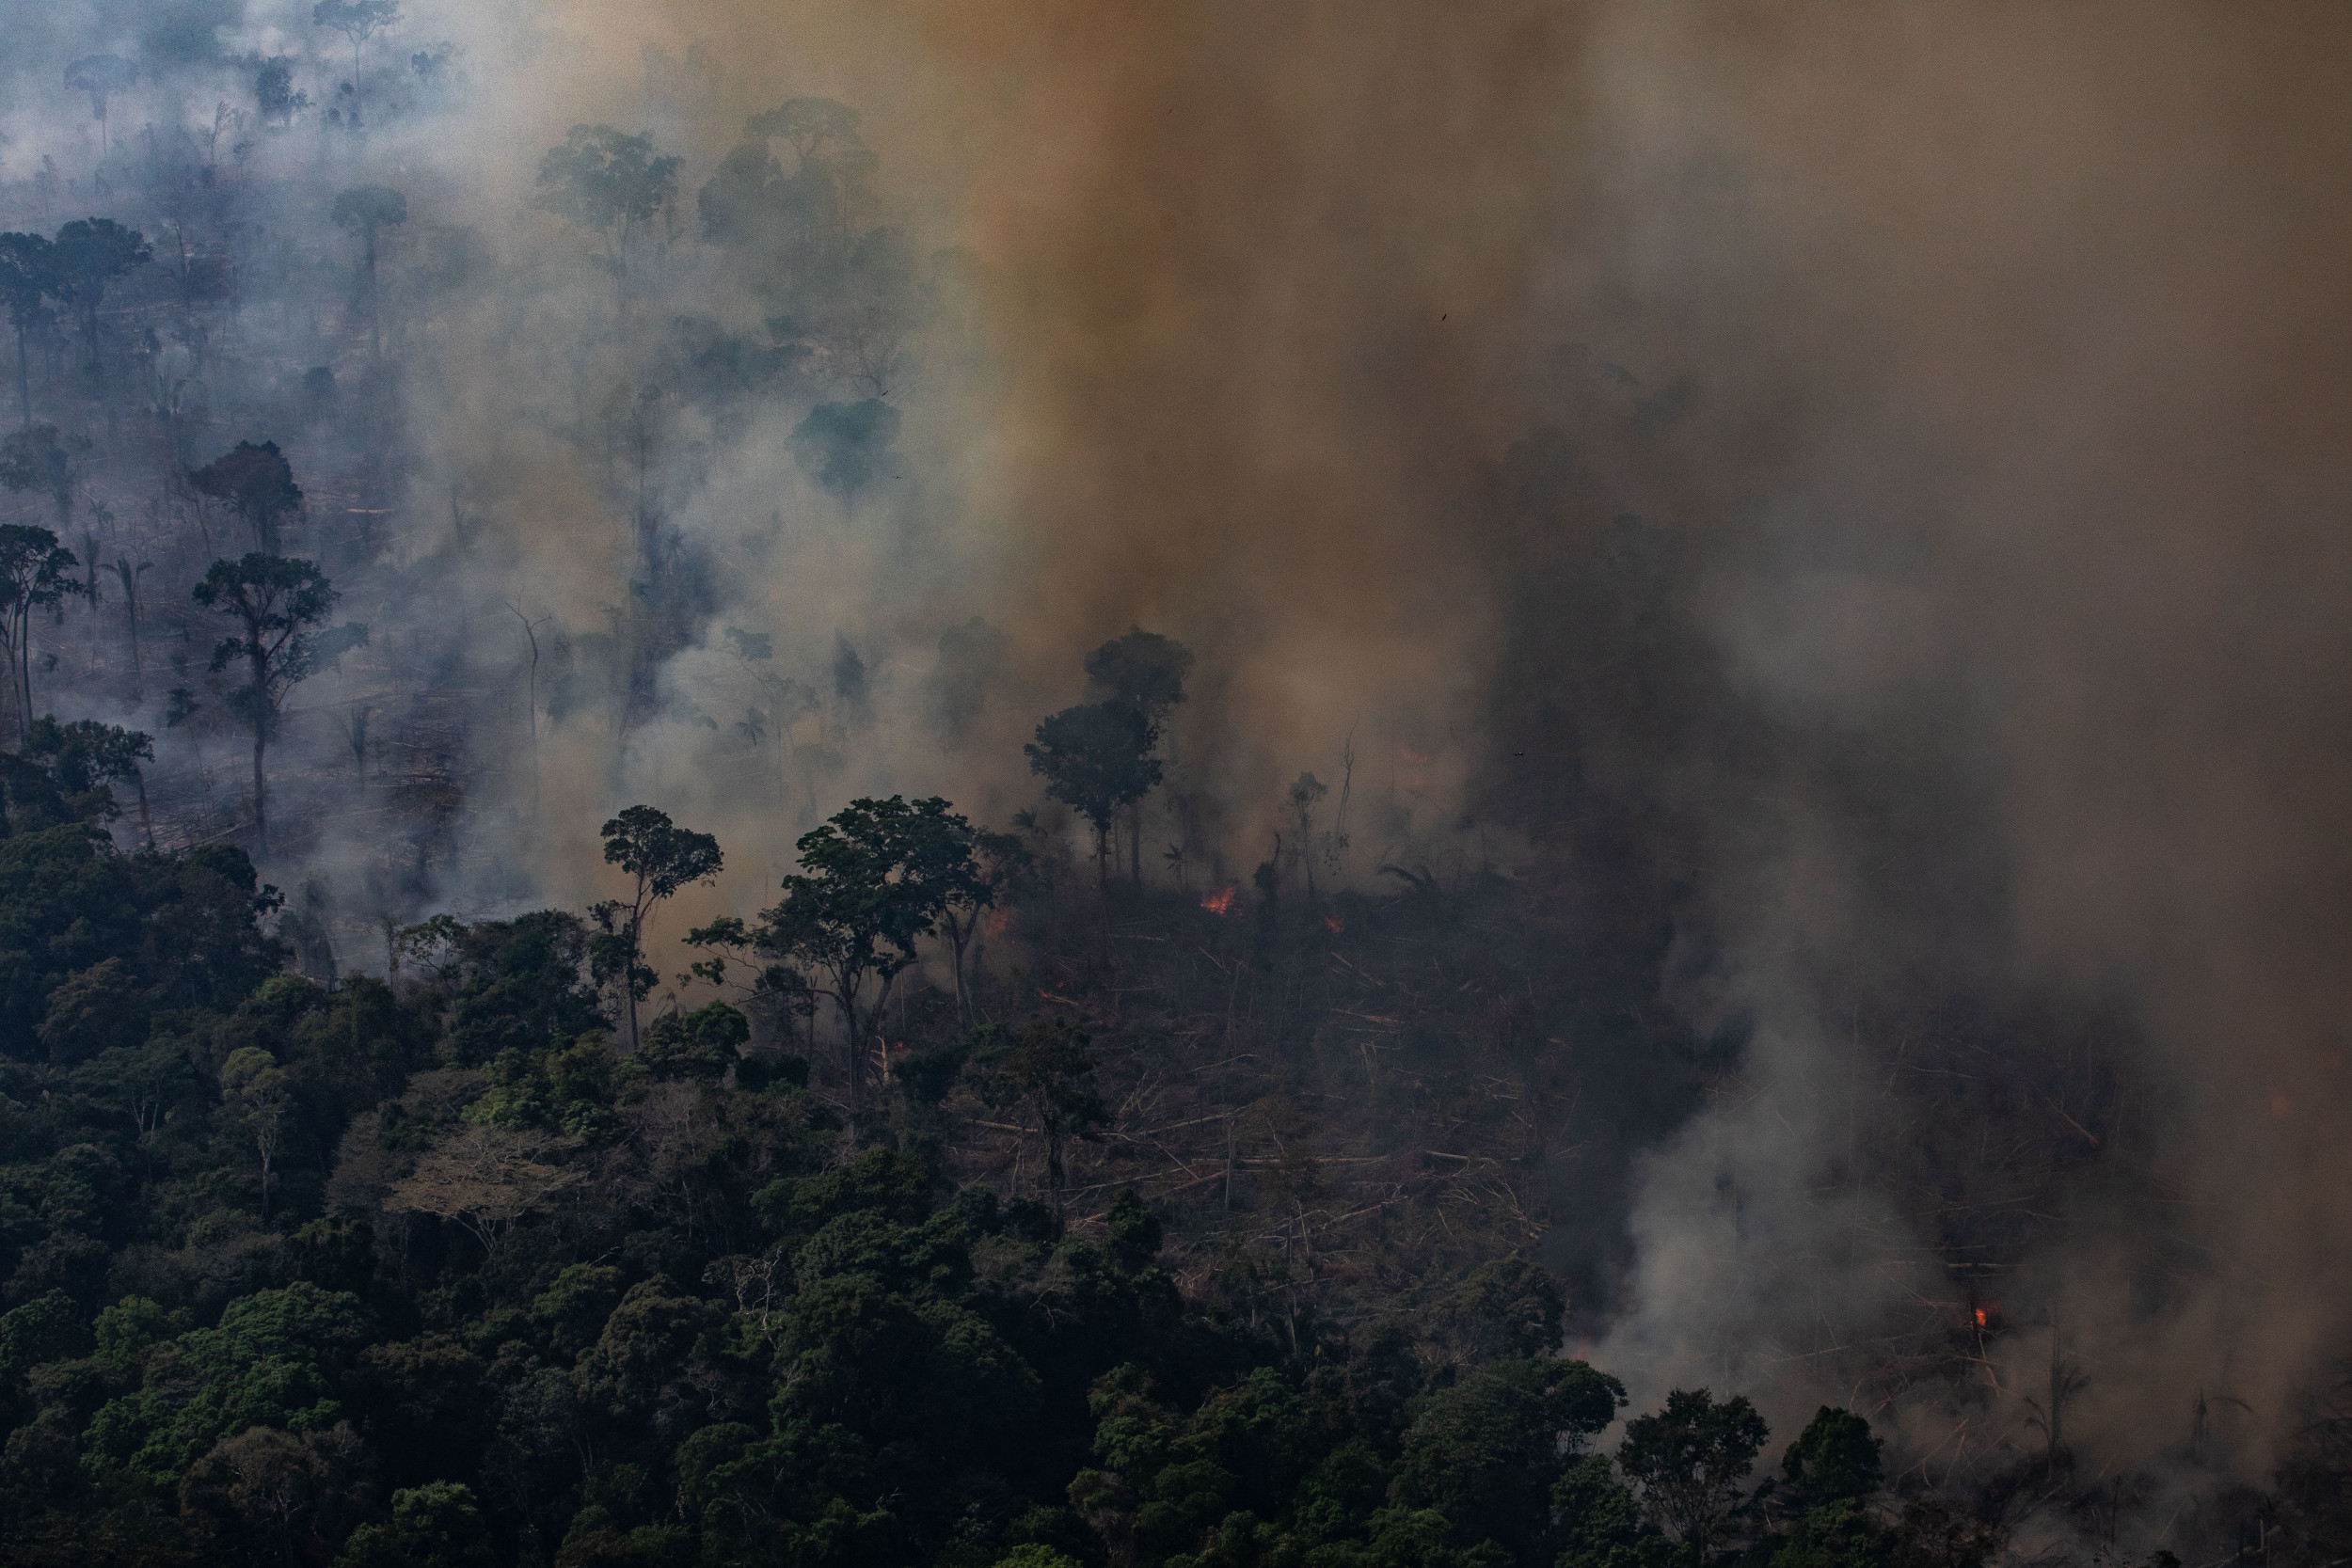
(0, 3), (2347, 1566)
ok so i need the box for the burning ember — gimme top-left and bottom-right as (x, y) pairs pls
(1200, 887), (1237, 915)
(1974, 1308), (1987, 1327)
(1322, 914), (1345, 933)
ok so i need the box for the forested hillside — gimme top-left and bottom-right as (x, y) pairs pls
(5, 6), (2352, 1568)
(0, 736), (1926, 1568)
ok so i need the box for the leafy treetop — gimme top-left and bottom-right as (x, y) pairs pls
(534, 125), (682, 247)
(331, 185), (408, 235)
(1085, 627), (1194, 720)
(189, 441), (304, 553)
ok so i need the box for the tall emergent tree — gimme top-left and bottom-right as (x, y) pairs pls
(255, 57), (309, 127)
(1026, 702), (1163, 894)
(312, 0), (402, 116)
(591, 804), (723, 1052)
(1085, 627), (1194, 719)
(50, 217), (150, 372)
(0, 233), (58, 427)
(190, 440), (303, 552)
(330, 185), (406, 356)
(0, 526), (82, 743)
(192, 554), (367, 848)
(719, 795), (983, 1109)
(63, 56), (138, 160)
(937, 823), (1028, 1025)
(110, 554), (151, 685)
(533, 125), (680, 319)
(1085, 627), (1193, 884)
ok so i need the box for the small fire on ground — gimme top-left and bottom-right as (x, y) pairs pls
(1200, 887), (1237, 915)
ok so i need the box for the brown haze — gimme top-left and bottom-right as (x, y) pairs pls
(896, 0), (2352, 1481)
(180, 0), (2352, 1489)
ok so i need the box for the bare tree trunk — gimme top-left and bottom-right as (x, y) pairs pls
(249, 644), (270, 850)
(840, 990), (863, 1114)
(252, 726), (267, 849)
(15, 623), (29, 746)
(625, 915), (643, 1053)
(948, 922), (970, 1026)
(364, 226), (380, 358)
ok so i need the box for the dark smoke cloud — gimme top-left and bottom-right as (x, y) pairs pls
(906, 0), (2352, 1489)
(10, 0), (2350, 1507)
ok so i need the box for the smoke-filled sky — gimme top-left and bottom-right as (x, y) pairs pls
(11, 0), (2352, 1507)
(903, 0), (2352, 1486)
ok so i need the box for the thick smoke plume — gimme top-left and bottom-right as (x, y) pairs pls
(7, 0), (2351, 1531)
(923, 0), (2352, 1503)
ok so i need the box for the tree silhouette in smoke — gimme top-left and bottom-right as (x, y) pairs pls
(62, 56), (136, 161)
(0, 424), (87, 535)
(192, 553), (366, 849)
(254, 57), (309, 127)
(0, 525), (82, 744)
(1085, 628), (1194, 720)
(534, 125), (680, 319)
(789, 399), (900, 502)
(700, 795), (982, 1110)
(49, 218), (149, 372)
(701, 97), (871, 249)
(24, 714), (153, 843)
(190, 441), (303, 554)
(591, 804), (722, 1053)
(1026, 702), (1164, 894)
(1085, 628), (1192, 885)
(0, 233), (58, 428)
(331, 185), (406, 357)
(312, 0), (401, 119)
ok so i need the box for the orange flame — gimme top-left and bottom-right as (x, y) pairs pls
(1974, 1308), (1987, 1328)
(1200, 887), (1237, 915)
(1322, 914), (1344, 933)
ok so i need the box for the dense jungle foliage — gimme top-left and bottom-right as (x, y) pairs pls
(0, 734), (2006, 1568)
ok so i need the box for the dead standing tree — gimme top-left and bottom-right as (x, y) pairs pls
(505, 598), (551, 815)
